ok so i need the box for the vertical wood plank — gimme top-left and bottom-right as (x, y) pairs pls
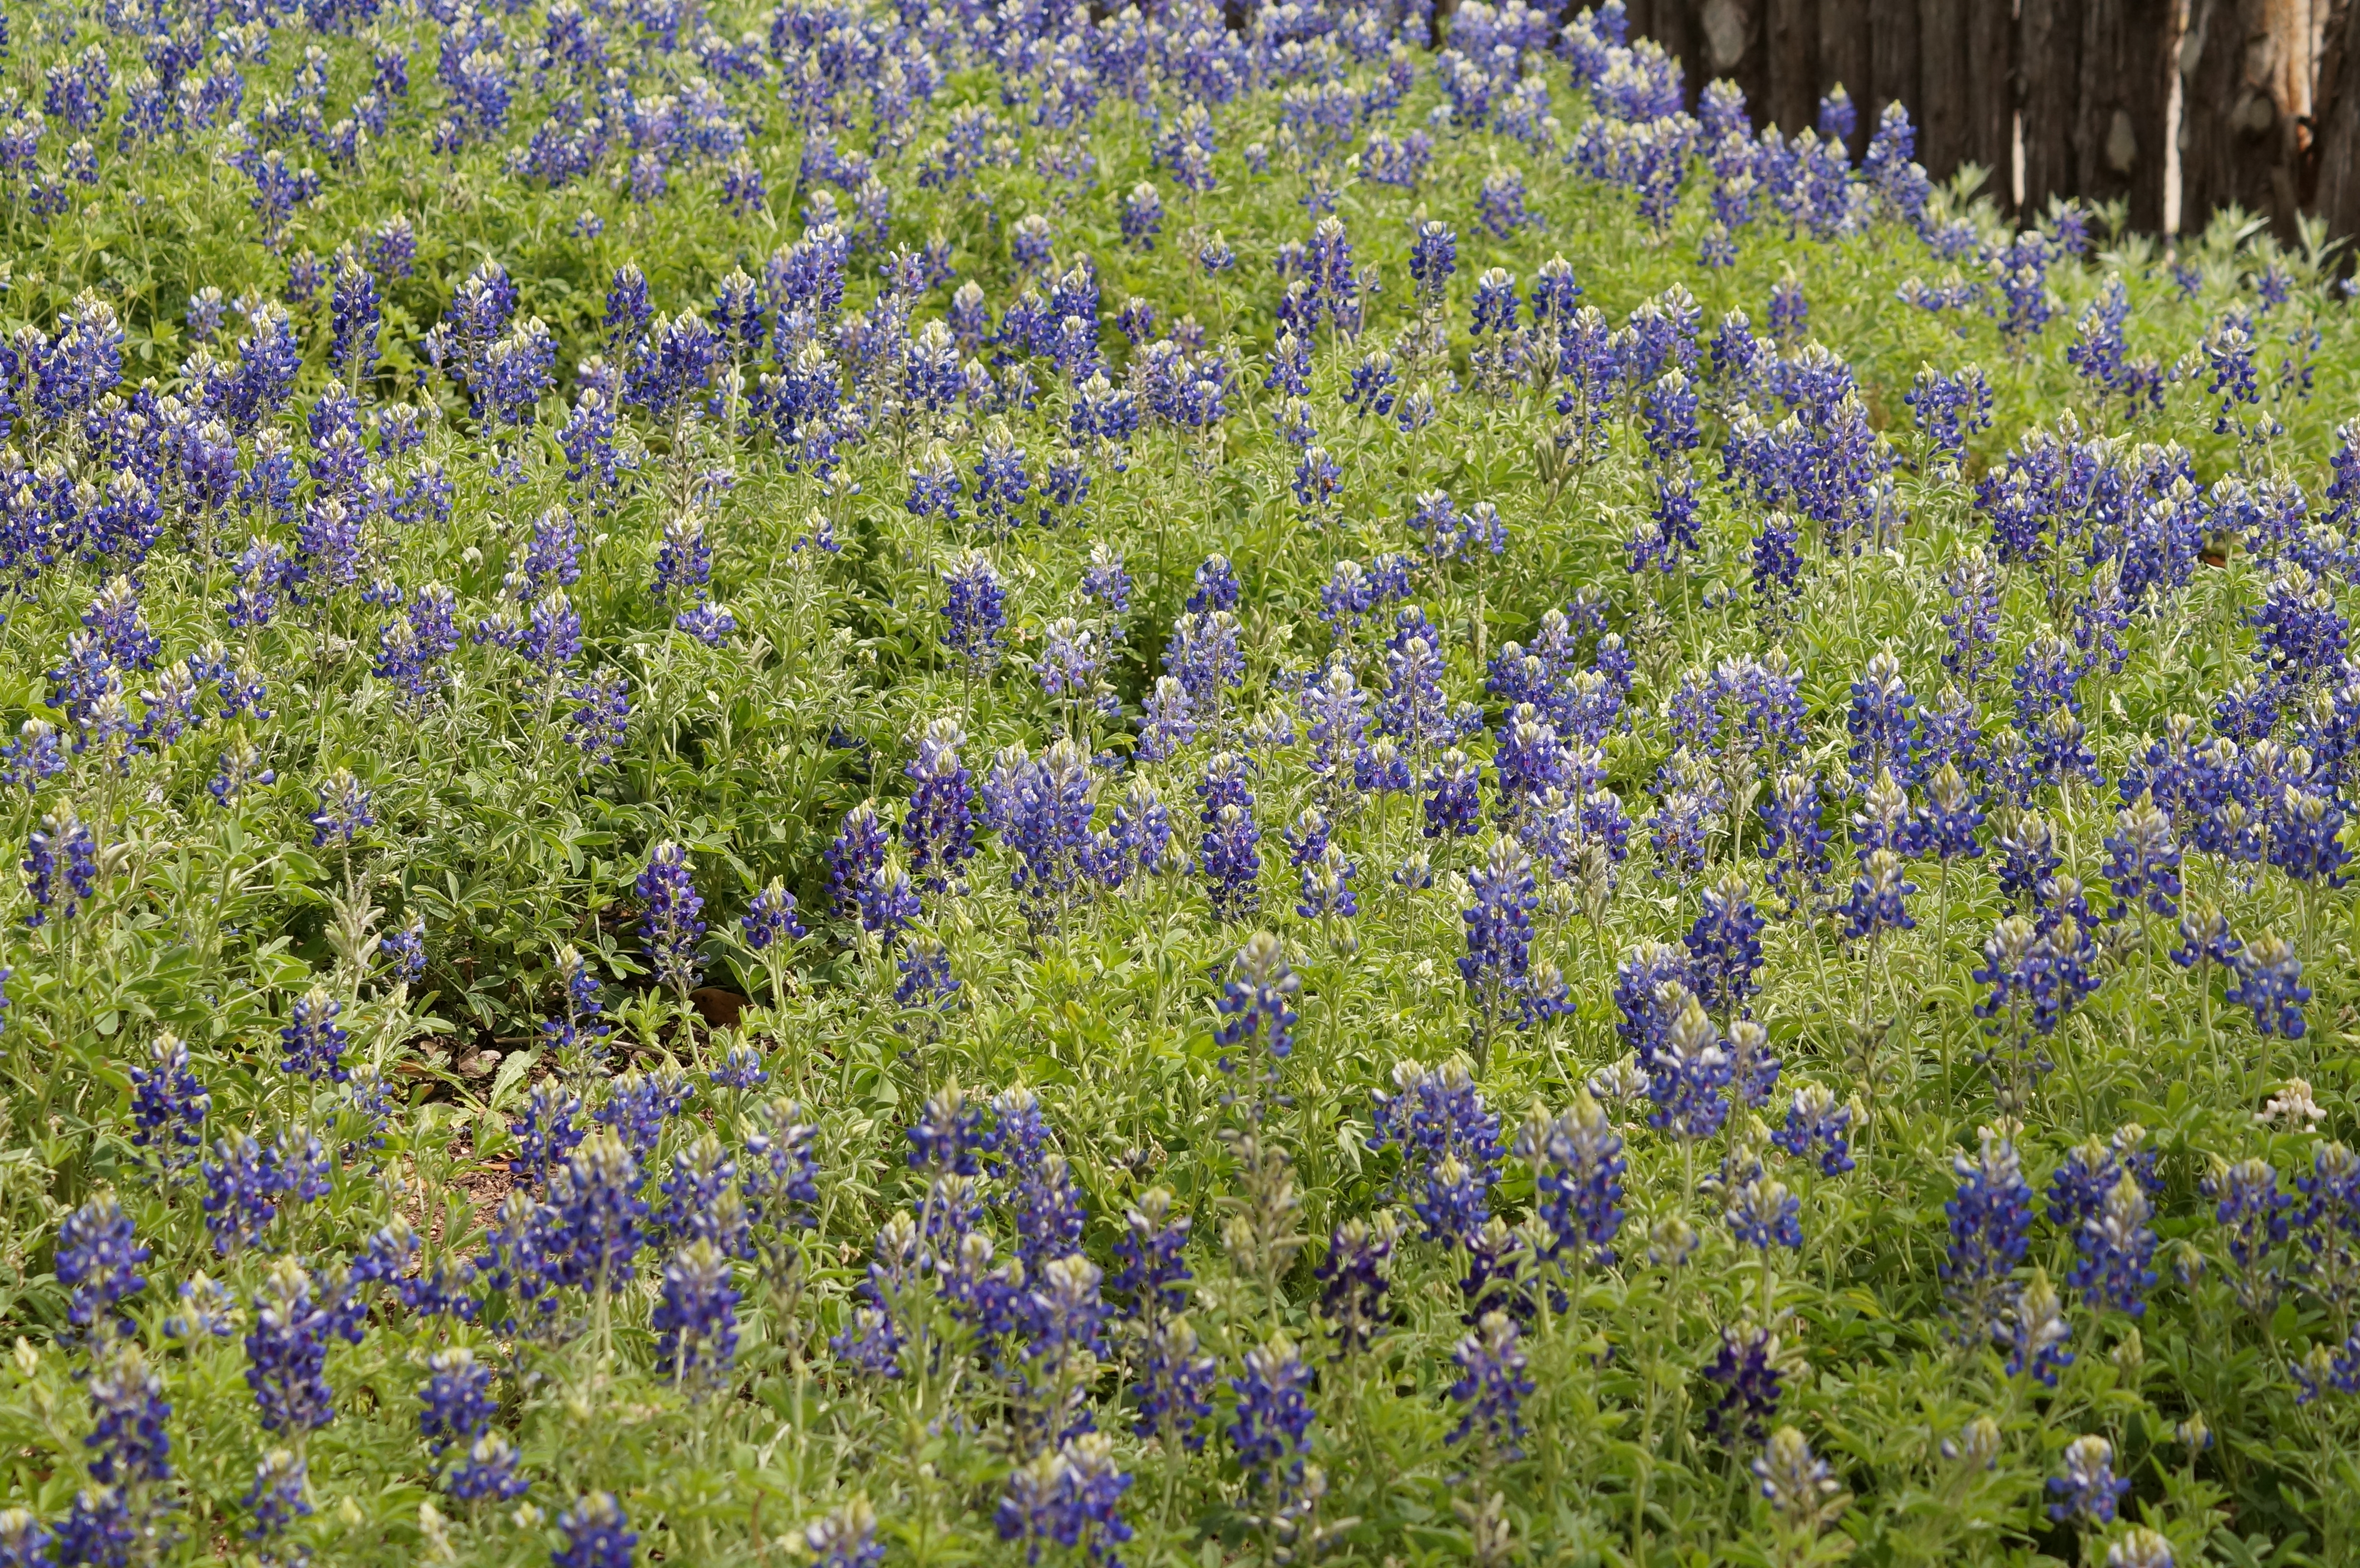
(1869, 0), (1922, 150)
(1814, 0), (1869, 142)
(2311, 0), (2360, 239)
(2179, 0), (2299, 232)
(2072, 0), (2173, 231)
(2019, 0), (2075, 211)
(1646, 0), (1699, 110)
(1965, 0), (2015, 206)
(1915, 0), (1967, 178)
(1764, 0), (1817, 132)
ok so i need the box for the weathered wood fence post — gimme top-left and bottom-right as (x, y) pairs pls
(1602, 0), (2351, 246)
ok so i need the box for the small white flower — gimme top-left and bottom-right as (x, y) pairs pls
(2257, 1078), (2327, 1127)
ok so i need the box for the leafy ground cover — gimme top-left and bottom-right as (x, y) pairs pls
(0, 0), (2356, 1564)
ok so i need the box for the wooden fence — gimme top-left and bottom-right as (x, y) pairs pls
(1613, 0), (2357, 244)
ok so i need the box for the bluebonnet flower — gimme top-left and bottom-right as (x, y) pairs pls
(2227, 933), (2309, 1038)
(2209, 1157), (2294, 1314)
(942, 553), (1007, 672)
(2047, 1435), (2129, 1527)
(1380, 625), (1460, 759)
(280, 988), (348, 1082)
(515, 589), (585, 669)
(987, 739), (1100, 919)
(1754, 1426), (1847, 1537)
(1613, 941), (1693, 1067)
(1749, 508), (1804, 612)
(84, 1349), (172, 1487)
(1137, 677), (1198, 763)
(1, 722), (67, 795)
(2108, 1530), (2178, 1568)
(1685, 874), (1765, 1020)
(1423, 750), (1482, 841)
(554, 1493), (637, 1568)
(1993, 813), (2063, 911)
(1408, 220), (1457, 308)
(56, 1195), (148, 1343)
(542, 945), (611, 1062)
(51, 1482), (143, 1568)
(638, 841), (706, 998)
(1303, 661), (1378, 798)
(246, 1259), (361, 1434)
(1647, 996), (1732, 1140)
(973, 438), (1033, 527)
(201, 1133), (281, 1256)
(2065, 1165), (2161, 1318)
(1642, 368), (1700, 463)
(652, 517), (713, 603)
(1703, 1319), (1785, 1441)
(1724, 1019), (1783, 1110)
(545, 1128), (649, 1300)
(24, 802), (97, 926)
(739, 1100), (821, 1239)
(1196, 752), (1261, 922)
(1001, 1103), (1090, 1279)
(0, 1508), (47, 1568)
(1215, 932), (1299, 1077)
(244, 1447), (309, 1544)
(81, 578), (159, 671)
(1315, 1214), (1399, 1356)
(654, 1239), (740, 1386)
(1120, 183), (1163, 249)
(129, 1034), (210, 1170)
(2250, 564), (2348, 696)
(1446, 1311), (1533, 1452)
(418, 1347), (496, 1455)
(1035, 619), (1106, 716)
(307, 768), (373, 848)
(273, 1130), (329, 1209)
(903, 718), (975, 891)
(1845, 652), (1919, 788)
(741, 879), (807, 953)
(1758, 771), (1833, 909)
(448, 1430), (529, 1503)
(1134, 1315), (1217, 1448)
(1174, 559), (1239, 625)
(1097, 780), (1179, 890)
(378, 918), (427, 985)
(826, 805), (888, 921)
(1296, 843), (1357, 923)
(2201, 308), (2265, 435)
(1265, 331), (1313, 399)
(1458, 837), (1567, 1052)
(1915, 764), (1986, 861)
(473, 1192), (558, 1330)
(1771, 1083), (1854, 1176)
(595, 1071), (685, 1173)
(1839, 848), (1915, 941)
(1229, 1333), (1315, 1494)
(1942, 1125), (2033, 1345)
(1113, 1186), (1193, 1321)
(2271, 785), (2352, 888)
(1519, 1097), (1626, 1268)
(1370, 1058), (1504, 1245)
(907, 1084), (987, 1177)
(1080, 545), (1131, 619)
(2102, 792), (2182, 921)
(655, 1133), (744, 1257)
(802, 1499), (884, 1568)
(996, 1434), (1133, 1566)
(328, 261), (381, 385)
(1971, 911), (2097, 1090)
